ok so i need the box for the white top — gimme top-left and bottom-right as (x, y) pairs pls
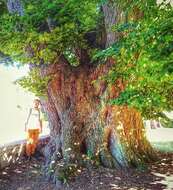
(26, 108), (41, 130)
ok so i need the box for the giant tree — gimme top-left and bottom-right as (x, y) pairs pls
(0, 0), (172, 183)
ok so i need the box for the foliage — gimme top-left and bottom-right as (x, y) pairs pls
(0, 0), (100, 64)
(94, 1), (173, 119)
(54, 162), (80, 184)
(16, 68), (51, 96)
(0, 1), (7, 15)
(159, 112), (173, 128)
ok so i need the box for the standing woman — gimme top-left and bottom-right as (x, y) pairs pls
(25, 99), (43, 158)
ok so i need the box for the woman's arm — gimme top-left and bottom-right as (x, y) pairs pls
(25, 108), (32, 131)
(39, 109), (43, 133)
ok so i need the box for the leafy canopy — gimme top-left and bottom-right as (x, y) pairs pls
(95, 0), (173, 119)
(0, 0), (99, 65)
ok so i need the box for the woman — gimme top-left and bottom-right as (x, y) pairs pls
(25, 99), (43, 158)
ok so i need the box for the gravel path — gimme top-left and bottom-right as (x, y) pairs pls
(0, 153), (173, 190)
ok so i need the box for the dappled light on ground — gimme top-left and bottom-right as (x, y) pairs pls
(0, 153), (172, 190)
(62, 153), (173, 190)
(0, 143), (24, 168)
(0, 158), (56, 190)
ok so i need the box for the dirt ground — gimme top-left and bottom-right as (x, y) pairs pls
(0, 153), (173, 190)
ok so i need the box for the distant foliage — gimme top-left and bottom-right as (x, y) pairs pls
(159, 112), (173, 128)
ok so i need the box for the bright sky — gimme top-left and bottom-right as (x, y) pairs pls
(0, 64), (35, 144)
(0, 64), (49, 145)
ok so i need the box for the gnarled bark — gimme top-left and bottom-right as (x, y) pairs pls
(40, 56), (154, 183)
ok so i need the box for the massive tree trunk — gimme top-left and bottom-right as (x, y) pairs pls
(41, 55), (154, 183)
(38, 2), (155, 184)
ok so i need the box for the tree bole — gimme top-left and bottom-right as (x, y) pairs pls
(40, 57), (155, 182)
